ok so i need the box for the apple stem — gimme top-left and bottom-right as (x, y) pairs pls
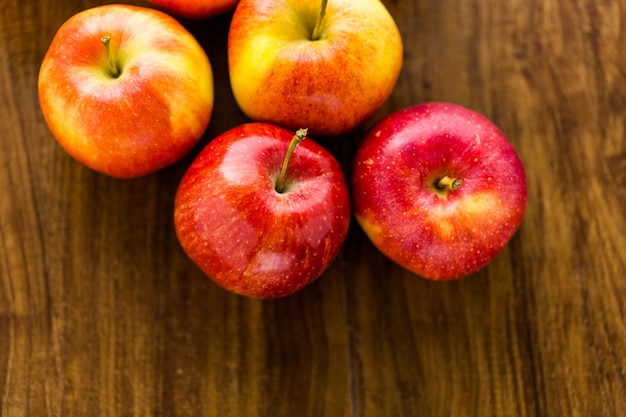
(101, 36), (120, 78)
(437, 176), (462, 191)
(310, 0), (328, 41)
(275, 128), (308, 194)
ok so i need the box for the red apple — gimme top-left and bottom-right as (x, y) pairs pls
(352, 102), (527, 280)
(146, 0), (240, 19)
(174, 123), (351, 298)
(38, 4), (214, 178)
(227, 0), (403, 137)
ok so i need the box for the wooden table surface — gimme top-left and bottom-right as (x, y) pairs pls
(2, 0), (625, 415)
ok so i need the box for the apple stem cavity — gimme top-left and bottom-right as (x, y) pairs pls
(310, 0), (328, 41)
(101, 36), (120, 78)
(275, 128), (308, 194)
(437, 176), (462, 191)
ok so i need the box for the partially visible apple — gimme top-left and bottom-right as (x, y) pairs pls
(146, 0), (240, 19)
(227, 0), (403, 137)
(174, 122), (351, 298)
(352, 102), (527, 280)
(38, 4), (213, 178)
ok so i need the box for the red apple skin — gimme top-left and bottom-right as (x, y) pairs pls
(227, 0), (403, 137)
(38, 4), (214, 178)
(352, 102), (528, 280)
(146, 0), (239, 19)
(174, 123), (351, 298)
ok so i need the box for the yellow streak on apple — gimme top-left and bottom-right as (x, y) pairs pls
(425, 190), (504, 243)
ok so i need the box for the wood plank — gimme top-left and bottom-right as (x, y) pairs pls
(1, 0), (625, 415)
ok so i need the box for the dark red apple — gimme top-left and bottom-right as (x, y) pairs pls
(174, 123), (351, 298)
(352, 102), (527, 280)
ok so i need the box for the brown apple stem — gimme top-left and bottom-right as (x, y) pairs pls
(101, 36), (120, 78)
(275, 128), (308, 193)
(437, 176), (462, 191)
(310, 0), (328, 41)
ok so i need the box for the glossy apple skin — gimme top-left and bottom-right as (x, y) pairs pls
(227, 0), (403, 137)
(352, 102), (527, 280)
(147, 0), (239, 19)
(174, 123), (351, 298)
(38, 4), (213, 178)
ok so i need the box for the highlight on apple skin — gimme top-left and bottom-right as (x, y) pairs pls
(352, 102), (528, 280)
(174, 123), (351, 298)
(38, 4), (214, 178)
(227, 0), (404, 137)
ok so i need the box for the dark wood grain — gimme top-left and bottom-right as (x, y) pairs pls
(1, 0), (625, 416)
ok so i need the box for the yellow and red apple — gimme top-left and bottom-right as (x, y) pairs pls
(38, 4), (214, 178)
(227, 0), (403, 137)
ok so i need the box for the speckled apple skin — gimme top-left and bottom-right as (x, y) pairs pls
(228, 0), (403, 137)
(147, 0), (239, 19)
(38, 5), (213, 178)
(174, 123), (351, 298)
(352, 102), (528, 280)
